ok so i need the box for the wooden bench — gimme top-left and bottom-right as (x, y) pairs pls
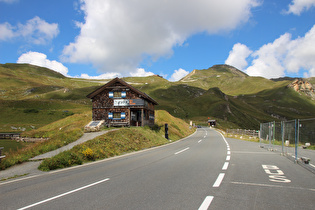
(0, 147), (5, 163)
(108, 121), (130, 127)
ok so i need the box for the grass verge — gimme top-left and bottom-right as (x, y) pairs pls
(0, 112), (91, 170)
(39, 110), (195, 171)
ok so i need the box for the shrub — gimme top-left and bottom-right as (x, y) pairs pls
(38, 151), (82, 171)
(82, 148), (95, 160)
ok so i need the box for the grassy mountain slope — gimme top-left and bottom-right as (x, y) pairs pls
(1, 63), (315, 131)
(179, 64), (290, 95)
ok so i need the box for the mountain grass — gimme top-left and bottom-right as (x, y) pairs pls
(1, 63), (315, 131)
(0, 112), (91, 170)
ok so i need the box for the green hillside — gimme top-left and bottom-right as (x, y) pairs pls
(1, 63), (315, 131)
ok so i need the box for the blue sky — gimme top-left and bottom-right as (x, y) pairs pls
(0, 0), (315, 81)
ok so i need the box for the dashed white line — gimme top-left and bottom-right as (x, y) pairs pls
(17, 178), (110, 210)
(310, 163), (315, 168)
(213, 173), (225, 187)
(226, 156), (231, 161)
(198, 196), (214, 210)
(227, 151), (231, 155)
(174, 147), (190, 155)
(222, 162), (229, 170)
(198, 140), (202, 143)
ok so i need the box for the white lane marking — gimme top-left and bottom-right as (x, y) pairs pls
(310, 163), (315, 168)
(17, 178), (110, 210)
(198, 196), (214, 210)
(0, 174), (41, 186)
(231, 181), (315, 192)
(227, 151), (231, 155)
(204, 136), (206, 138)
(198, 140), (202, 143)
(226, 156), (231, 161)
(213, 173), (225, 187)
(174, 147), (190, 155)
(222, 162), (229, 170)
(227, 147), (230, 151)
(262, 165), (291, 183)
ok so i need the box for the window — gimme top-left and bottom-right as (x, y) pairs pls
(113, 112), (121, 119)
(110, 112), (126, 120)
(114, 92), (121, 98)
(109, 91), (126, 98)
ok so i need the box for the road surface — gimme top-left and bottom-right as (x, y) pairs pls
(0, 128), (314, 209)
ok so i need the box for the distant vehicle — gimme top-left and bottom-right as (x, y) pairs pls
(197, 125), (202, 128)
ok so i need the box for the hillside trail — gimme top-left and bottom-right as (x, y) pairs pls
(0, 129), (117, 181)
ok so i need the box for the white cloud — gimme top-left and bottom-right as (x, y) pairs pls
(130, 68), (154, 77)
(235, 24), (315, 79)
(169, 68), (189, 82)
(284, 25), (315, 77)
(0, 22), (15, 40)
(0, 16), (59, 44)
(285, 0), (315, 15)
(62, 0), (260, 74)
(79, 72), (121, 80)
(17, 51), (69, 76)
(245, 33), (290, 78)
(225, 43), (252, 70)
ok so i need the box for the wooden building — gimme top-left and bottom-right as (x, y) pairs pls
(86, 77), (158, 127)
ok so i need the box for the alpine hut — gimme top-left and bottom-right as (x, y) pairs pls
(86, 77), (158, 127)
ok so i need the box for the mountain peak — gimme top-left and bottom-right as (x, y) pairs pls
(210, 64), (248, 77)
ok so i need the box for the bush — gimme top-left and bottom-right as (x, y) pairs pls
(38, 151), (82, 171)
(82, 148), (95, 160)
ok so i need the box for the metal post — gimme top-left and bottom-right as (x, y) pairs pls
(295, 119), (298, 163)
(259, 123), (262, 147)
(281, 121), (285, 155)
(165, 123), (169, 140)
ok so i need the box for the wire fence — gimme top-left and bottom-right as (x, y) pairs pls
(260, 118), (315, 168)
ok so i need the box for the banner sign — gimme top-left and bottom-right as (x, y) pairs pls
(114, 99), (145, 106)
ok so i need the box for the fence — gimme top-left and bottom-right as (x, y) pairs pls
(260, 118), (315, 165)
(226, 129), (259, 138)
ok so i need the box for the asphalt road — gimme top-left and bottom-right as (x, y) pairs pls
(0, 128), (314, 210)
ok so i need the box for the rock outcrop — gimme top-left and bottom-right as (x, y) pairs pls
(288, 79), (315, 99)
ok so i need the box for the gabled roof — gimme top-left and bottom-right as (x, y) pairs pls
(86, 77), (158, 105)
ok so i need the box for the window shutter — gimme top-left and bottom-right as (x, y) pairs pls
(108, 112), (113, 119)
(109, 92), (113, 98)
(121, 91), (126, 98)
(121, 112), (126, 119)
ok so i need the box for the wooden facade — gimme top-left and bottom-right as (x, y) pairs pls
(87, 78), (158, 127)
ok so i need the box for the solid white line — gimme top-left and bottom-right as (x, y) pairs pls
(17, 178), (110, 210)
(175, 147), (190, 155)
(226, 156), (231, 161)
(198, 196), (214, 210)
(222, 162), (229, 170)
(213, 173), (225, 187)
(231, 181), (315, 192)
(0, 174), (41, 186)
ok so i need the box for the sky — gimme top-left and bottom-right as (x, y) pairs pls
(0, 0), (315, 81)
